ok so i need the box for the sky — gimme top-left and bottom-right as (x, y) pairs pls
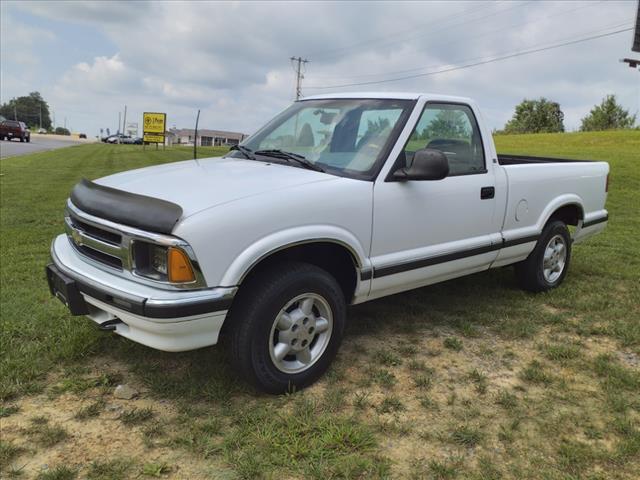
(1, 0), (638, 137)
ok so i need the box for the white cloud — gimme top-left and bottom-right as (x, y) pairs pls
(4, 0), (638, 135)
(0, 12), (55, 68)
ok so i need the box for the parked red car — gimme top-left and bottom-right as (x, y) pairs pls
(0, 120), (31, 142)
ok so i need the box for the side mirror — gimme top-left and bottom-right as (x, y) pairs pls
(392, 148), (449, 181)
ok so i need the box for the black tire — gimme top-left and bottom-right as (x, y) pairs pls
(26, 136), (30, 143)
(515, 219), (571, 292)
(20, 137), (24, 143)
(227, 261), (346, 394)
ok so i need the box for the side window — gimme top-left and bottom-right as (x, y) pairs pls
(404, 103), (485, 175)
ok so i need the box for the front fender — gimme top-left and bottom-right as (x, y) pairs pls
(173, 176), (374, 289)
(219, 225), (370, 286)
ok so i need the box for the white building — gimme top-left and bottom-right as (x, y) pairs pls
(167, 128), (248, 147)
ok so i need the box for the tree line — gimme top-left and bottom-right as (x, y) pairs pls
(497, 95), (637, 134)
(1, 92), (635, 138)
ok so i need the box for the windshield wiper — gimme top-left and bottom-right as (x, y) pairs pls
(229, 144), (255, 160)
(254, 149), (325, 173)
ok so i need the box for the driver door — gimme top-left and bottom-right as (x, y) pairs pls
(369, 102), (503, 298)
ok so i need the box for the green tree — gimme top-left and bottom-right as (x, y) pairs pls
(580, 95), (636, 131)
(423, 110), (470, 140)
(504, 98), (564, 134)
(364, 117), (391, 137)
(0, 92), (52, 130)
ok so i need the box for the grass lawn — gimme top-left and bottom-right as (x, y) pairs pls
(1, 133), (639, 479)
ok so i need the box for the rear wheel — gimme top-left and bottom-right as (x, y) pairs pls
(515, 220), (571, 292)
(227, 262), (346, 393)
(20, 136), (24, 143)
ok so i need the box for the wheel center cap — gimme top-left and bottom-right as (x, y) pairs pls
(288, 316), (317, 351)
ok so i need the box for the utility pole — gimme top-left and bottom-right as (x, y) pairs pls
(290, 56), (309, 100)
(39, 103), (42, 130)
(121, 105), (127, 144)
(194, 109), (200, 160)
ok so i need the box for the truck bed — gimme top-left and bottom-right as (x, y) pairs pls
(497, 153), (591, 165)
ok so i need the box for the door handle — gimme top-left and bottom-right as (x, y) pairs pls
(480, 186), (495, 199)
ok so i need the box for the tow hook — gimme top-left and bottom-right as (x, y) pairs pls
(98, 319), (124, 331)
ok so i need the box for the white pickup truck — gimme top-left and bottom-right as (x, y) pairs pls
(47, 92), (609, 393)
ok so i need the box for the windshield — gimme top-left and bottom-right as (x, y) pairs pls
(232, 98), (415, 180)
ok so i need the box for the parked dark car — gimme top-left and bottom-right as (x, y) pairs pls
(0, 120), (31, 142)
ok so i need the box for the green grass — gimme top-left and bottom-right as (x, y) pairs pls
(1, 131), (639, 478)
(0, 405), (19, 417)
(0, 440), (24, 469)
(85, 459), (133, 480)
(24, 416), (69, 447)
(120, 407), (155, 426)
(221, 396), (389, 478)
(377, 395), (405, 414)
(74, 399), (106, 420)
(0, 144), (230, 400)
(443, 337), (463, 351)
(36, 466), (78, 480)
(449, 424), (484, 447)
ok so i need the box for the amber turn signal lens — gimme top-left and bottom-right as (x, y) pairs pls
(167, 247), (195, 283)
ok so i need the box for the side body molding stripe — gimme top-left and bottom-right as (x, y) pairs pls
(362, 234), (541, 280)
(582, 214), (608, 228)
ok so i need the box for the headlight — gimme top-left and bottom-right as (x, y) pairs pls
(150, 244), (168, 275)
(133, 242), (196, 284)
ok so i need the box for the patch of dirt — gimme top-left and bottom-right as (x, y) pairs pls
(2, 325), (637, 479)
(1, 378), (230, 479)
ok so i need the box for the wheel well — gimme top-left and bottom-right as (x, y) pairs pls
(239, 242), (359, 303)
(549, 204), (583, 226)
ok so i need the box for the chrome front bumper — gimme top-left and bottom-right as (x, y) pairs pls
(50, 234), (236, 351)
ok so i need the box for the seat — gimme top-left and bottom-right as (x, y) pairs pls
(296, 123), (315, 147)
(426, 139), (473, 175)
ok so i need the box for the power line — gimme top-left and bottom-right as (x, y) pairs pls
(313, 1), (534, 62)
(306, 25), (633, 90)
(309, 1), (500, 60)
(307, 0), (605, 81)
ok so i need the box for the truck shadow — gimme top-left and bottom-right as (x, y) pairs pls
(107, 265), (535, 402)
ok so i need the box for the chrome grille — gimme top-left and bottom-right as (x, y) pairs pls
(65, 214), (129, 270)
(63, 200), (207, 290)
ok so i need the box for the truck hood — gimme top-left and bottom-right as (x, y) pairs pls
(96, 156), (336, 218)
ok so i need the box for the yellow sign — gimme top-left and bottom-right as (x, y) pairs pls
(143, 134), (165, 143)
(143, 112), (166, 134)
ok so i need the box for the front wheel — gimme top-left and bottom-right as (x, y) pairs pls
(515, 220), (571, 292)
(227, 262), (346, 393)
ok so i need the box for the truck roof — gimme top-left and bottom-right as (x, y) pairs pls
(302, 91), (474, 103)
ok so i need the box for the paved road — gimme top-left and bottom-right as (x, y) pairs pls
(0, 135), (88, 159)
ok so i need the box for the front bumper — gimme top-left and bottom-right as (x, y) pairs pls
(49, 234), (235, 351)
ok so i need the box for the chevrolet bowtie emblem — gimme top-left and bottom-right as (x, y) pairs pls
(71, 229), (83, 246)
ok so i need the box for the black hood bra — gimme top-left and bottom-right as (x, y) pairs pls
(70, 178), (183, 234)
